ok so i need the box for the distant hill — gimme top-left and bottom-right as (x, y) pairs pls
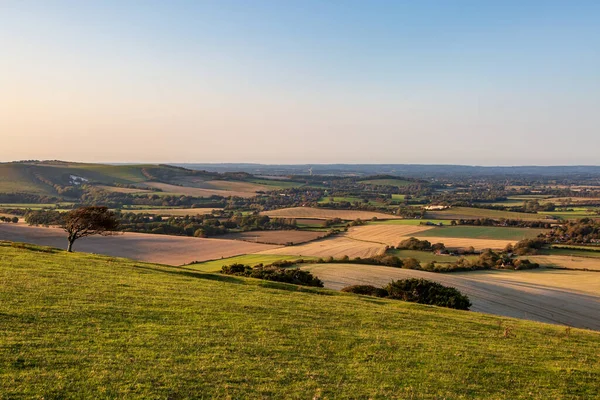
(175, 163), (600, 178)
(0, 161), (272, 198)
(1, 243), (598, 398)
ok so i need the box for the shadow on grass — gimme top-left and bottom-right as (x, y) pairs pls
(131, 264), (245, 285)
(131, 264), (336, 296)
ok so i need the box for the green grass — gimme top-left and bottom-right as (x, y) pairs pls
(372, 219), (449, 226)
(359, 178), (412, 187)
(0, 164), (54, 195)
(391, 194), (406, 201)
(539, 210), (599, 220)
(318, 196), (364, 204)
(417, 226), (547, 240)
(386, 249), (479, 263)
(248, 179), (304, 189)
(427, 206), (552, 221)
(1, 244), (599, 398)
(189, 254), (318, 272)
(0, 203), (58, 209)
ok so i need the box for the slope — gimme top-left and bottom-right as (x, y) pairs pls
(0, 243), (598, 399)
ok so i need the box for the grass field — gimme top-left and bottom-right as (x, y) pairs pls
(0, 203), (60, 209)
(358, 178), (413, 187)
(427, 206), (553, 221)
(190, 254), (318, 272)
(0, 224), (279, 265)
(1, 244), (599, 398)
(372, 218), (449, 225)
(261, 207), (402, 220)
(301, 263), (600, 330)
(247, 178), (304, 189)
(538, 210), (600, 220)
(417, 226), (546, 240)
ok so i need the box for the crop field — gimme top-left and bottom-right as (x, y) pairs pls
(526, 255), (600, 271)
(346, 225), (515, 250)
(416, 226), (546, 240)
(2, 246), (599, 398)
(426, 206), (553, 221)
(301, 263), (600, 330)
(258, 235), (386, 258)
(346, 224), (434, 245)
(190, 254), (318, 272)
(122, 208), (220, 216)
(260, 207), (402, 220)
(140, 182), (259, 198)
(0, 224), (279, 265)
(218, 230), (326, 245)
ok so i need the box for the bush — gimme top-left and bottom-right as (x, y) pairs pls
(341, 285), (388, 298)
(221, 264), (324, 287)
(384, 278), (471, 310)
(513, 259), (540, 270)
(397, 237), (432, 251)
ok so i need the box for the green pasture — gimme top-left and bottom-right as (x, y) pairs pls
(0, 243), (598, 398)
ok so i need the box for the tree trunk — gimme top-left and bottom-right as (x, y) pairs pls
(67, 239), (74, 252)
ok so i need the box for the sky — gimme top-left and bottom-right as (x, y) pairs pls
(1, 0), (599, 165)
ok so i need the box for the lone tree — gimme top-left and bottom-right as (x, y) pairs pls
(62, 206), (119, 252)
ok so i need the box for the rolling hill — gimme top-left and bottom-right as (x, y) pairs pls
(0, 243), (598, 398)
(0, 161), (285, 198)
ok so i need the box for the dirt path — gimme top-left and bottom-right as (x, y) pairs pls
(0, 224), (280, 266)
(301, 263), (600, 331)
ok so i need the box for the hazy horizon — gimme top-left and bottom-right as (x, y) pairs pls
(2, 1), (599, 165)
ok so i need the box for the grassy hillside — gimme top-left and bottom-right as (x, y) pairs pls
(0, 162), (195, 195)
(0, 164), (54, 194)
(0, 243), (598, 398)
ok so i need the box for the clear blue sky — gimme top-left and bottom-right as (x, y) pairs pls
(2, 0), (599, 165)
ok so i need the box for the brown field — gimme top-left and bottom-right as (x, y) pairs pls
(0, 224), (279, 266)
(218, 230), (325, 245)
(257, 235), (386, 258)
(123, 208), (220, 216)
(346, 224), (434, 245)
(141, 182), (258, 198)
(261, 207), (402, 220)
(527, 255), (600, 271)
(397, 236), (514, 250)
(301, 263), (600, 330)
